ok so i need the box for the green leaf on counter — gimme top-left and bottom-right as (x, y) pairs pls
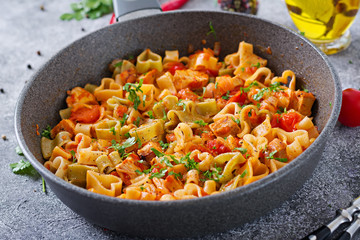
(10, 159), (39, 177)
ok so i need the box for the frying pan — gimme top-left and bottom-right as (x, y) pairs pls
(14, 0), (341, 237)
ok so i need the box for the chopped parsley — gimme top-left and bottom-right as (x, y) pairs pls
(241, 81), (258, 93)
(123, 78), (143, 110)
(109, 127), (116, 135)
(148, 110), (154, 119)
(114, 61), (123, 68)
(231, 116), (240, 125)
(119, 113), (128, 127)
(252, 82), (282, 101)
(222, 91), (230, 100)
(302, 86), (309, 93)
(162, 109), (167, 120)
(201, 165), (223, 182)
(70, 150), (77, 163)
(215, 81), (219, 89)
(241, 67), (245, 72)
(266, 150), (288, 162)
(300, 32), (305, 36)
(109, 137), (137, 158)
(149, 168), (168, 179)
(134, 116), (141, 127)
(329, 102), (332, 107)
(251, 62), (260, 68)
(234, 147), (247, 154)
(41, 125), (52, 139)
(240, 169), (248, 178)
(159, 140), (169, 150)
(248, 109), (253, 117)
(177, 99), (186, 111)
(207, 21), (216, 39)
(194, 120), (208, 126)
(349, 60), (353, 64)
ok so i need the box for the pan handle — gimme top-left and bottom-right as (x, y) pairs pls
(113, 0), (161, 20)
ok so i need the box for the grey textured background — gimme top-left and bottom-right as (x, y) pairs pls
(1, 0), (360, 239)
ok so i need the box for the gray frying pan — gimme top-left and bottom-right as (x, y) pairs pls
(14, 0), (341, 237)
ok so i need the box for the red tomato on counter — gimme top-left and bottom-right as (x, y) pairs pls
(338, 88), (360, 127)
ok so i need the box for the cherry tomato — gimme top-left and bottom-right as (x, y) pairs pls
(338, 88), (360, 127)
(227, 91), (247, 105)
(168, 62), (185, 75)
(206, 139), (231, 156)
(279, 112), (302, 132)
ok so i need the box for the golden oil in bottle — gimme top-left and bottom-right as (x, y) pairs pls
(285, 0), (359, 41)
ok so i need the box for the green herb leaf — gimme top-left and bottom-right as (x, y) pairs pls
(151, 148), (165, 157)
(109, 126), (116, 135)
(148, 110), (154, 119)
(42, 177), (46, 193)
(222, 91), (230, 100)
(149, 168), (167, 179)
(109, 137), (136, 158)
(70, 150), (77, 163)
(194, 120), (208, 127)
(15, 146), (24, 156)
(41, 125), (52, 139)
(159, 140), (169, 150)
(60, 13), (75, 21)
(135, 116), (141, 127)
(207, 21), (216, 39)
(231, 116), (240, 125)
(10, 159), (39, 177)
(119, 113), (129, 127)
(234, 147), (247, 154)
(177, 99), (186, 111)
(114, 61), (123, 68)
(240, 169), (248, 178)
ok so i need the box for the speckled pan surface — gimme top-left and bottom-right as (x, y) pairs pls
(15, 10), (341, 238)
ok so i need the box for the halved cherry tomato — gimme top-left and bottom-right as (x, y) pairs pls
(168, 62), (185, 75)
(338, 88), (360, 127)
(270, 113), (281, 128)
(245, 66), (258, 75)
(279, 112), (302, 132)
(206, 139), (231, 156)
(227, 91), (247, 105)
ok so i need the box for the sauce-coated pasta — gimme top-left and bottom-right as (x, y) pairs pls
(41, 41), (318, 200)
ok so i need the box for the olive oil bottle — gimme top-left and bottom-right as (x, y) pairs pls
(285, 0), (359, 54)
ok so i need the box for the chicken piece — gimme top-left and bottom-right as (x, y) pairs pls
(50, 119), (76, 139)
(164, 175), (184, 193)
(66, 87), (98, 107)
(266, 138), (287, 161)
(137, 141), (162, 163)
(173, 69), (208, 90)
(289, 90), (316, 116)
(115, 157), (143, 186)
(209, 116), (241, 137)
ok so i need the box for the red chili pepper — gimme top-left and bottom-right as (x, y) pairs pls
(338, 88), (360, 127)
(161, 0), (189, 11)
(109, 13), (116, 24)
(109, 0), (189, 24)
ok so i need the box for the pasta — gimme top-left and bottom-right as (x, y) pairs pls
(41, 41), (318, 201)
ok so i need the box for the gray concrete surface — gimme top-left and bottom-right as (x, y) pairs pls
(1, 0), (360, 239)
